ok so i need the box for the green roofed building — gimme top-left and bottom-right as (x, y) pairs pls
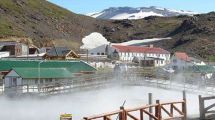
(0, 60), (96, 74)
(7, 68), (74, 79)
(191, 65), (215, 73)
(186, 65), (215, 80)
(0, 60), (96, 93)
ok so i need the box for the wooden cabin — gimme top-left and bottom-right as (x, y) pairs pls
(46, 47), (80, 60)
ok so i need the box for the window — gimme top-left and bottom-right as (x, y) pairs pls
(97, 53), (100, 55)
(45, 80), (48, 83)
(35, 79), (38, 84)
(12, 78), (17, 86)
(91, 53), (94, 55)
(101, 53), (105, 55)
(40, 79), (43, 84)
(44, 79), (52, 83)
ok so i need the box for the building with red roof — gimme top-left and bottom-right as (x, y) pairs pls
(174, 52), (191, 62)
(171, 52), (192, 71)
(110, 45), (170, 67)
(87, 44), (170, 67)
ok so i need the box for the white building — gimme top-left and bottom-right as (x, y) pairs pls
(88, 44), (109, 55)
(110, 45), (170, 67)
(86, 44), (170, 67)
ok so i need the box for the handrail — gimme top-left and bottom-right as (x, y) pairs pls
(126, 104), (158, 112)
(84, 99), (186, 120)
(161, 100), (185, 105)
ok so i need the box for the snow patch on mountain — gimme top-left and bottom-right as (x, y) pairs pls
(87, 6), (198, 20)
(111, 11), (163, 20)
(86, 12), (104, 18)
(80, 32), (172, 49)
(167, 8), (198, 15)
(114, 37), (172, 46)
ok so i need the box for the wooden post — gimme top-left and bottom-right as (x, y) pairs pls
(103, 116), (107, 120)
(199, 95), (205, 120)
(83, 117), (88, 120)
(148, 93), (153, 120)
(119, 106), (127, 120)
(182, 90), (187, 120)
(140, 109), (144, 120)
(170, 103), (173, 116)
(155, 100), (161, 120)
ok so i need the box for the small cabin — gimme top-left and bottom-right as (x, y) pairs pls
(0, 60), (97, 94)
(171, 52), (192, 71)
(46, 47), (80, 60)
(4, 68), (74, 93)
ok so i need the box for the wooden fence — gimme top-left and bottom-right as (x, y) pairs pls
(2, 72), (115, 95)
(199, 95), (215, 119)
(84, 91), (187, 120)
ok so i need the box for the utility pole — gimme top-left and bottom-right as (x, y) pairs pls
(148, 93), (153, 120)
(86, 49), (89, 63)
(53, 42), (58, 57)
(27, 39), (29, 60)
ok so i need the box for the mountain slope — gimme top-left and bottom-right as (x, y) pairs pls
(0, 0), (214, 60)
(87, 6), (197, 20)
(0, 0), (106, 49)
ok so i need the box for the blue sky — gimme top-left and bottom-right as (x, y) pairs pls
(48, 0), (214, 14)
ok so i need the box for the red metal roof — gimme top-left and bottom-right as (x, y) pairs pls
(174, 52), (191, 61)
(112, 45), (170, 54)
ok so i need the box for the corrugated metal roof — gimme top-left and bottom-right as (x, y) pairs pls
(112, 45), (170, 54)
(190, 65), (215, 73)
(47, 47), (70, 56)
(11, 68), (74, 79)
(0, 60), (96, 73)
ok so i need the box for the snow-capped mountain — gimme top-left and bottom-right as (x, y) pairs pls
(87, 6), (198, 20)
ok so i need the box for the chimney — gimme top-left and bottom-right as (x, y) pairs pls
(149, 44), (153, 48)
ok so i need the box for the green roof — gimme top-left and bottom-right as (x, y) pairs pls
(11, 68), (74, 79)
(0, 60), (96, 73)
(189, 65), (215, 73)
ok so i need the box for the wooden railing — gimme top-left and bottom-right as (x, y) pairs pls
(2, 72), (115, 95)
(84, 92), (187, 120)
(199, 95), (215, 119)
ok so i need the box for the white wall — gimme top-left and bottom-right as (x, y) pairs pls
(89, 62), (114, 68)
(91, 45), (170, 66)
(89, 44), (108, 55)
(118, 51), (170, 67)
(21, 44), (28, 55)
(0, 52), (10, 58)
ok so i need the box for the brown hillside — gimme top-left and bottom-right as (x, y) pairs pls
(0, 0), (214, 60)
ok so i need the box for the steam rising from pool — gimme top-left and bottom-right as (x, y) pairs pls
(0, 85), (200, 120)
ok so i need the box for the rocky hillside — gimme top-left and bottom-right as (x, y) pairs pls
(0, 0), (214, 60)
(0, 0), (107, 49)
